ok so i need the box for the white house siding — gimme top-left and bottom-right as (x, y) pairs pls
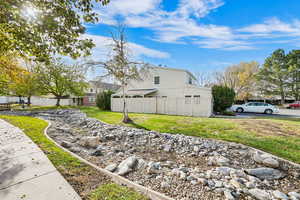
(111, 88), (212, 117)
(111, 67), (213, 117)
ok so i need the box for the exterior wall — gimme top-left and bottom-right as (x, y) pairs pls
(124, 67), (197, 92)
(112, 67), (213, 117)
(83, 96), (96, 106)
(111, 88), (212, 117)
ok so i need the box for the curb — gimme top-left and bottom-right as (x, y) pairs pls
(43, 120), (174, 200)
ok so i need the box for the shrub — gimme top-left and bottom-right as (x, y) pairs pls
(212, 85), (235, 113)
(96, 90), (114, 110)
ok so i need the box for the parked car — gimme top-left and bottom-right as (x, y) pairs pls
(231, 102), (279, 114)
(288, 101), (300, 109)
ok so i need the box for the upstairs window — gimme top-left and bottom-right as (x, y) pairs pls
(188, 77), (193, 84)
(194, 95), (201, 104)
(154, 76), (160, 84)
(90, 88), (93, 93)
(185, 95), (192, 104)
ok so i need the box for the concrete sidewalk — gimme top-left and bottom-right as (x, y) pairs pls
(0, 119), (81, 200)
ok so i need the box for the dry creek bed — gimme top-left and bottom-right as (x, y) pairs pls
(11, 110), (300, 200)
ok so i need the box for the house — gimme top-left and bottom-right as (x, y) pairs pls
(111, 66), (213, 117)
(83, 81), (120, 106)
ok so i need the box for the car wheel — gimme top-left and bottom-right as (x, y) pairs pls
(236, 107), (244, 113)
(265, 109), (273, 114)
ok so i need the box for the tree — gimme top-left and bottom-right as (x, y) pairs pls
(36, 59), (87, 106)
(257, 49), (289, 104)
(0, 0), (109, 61)
(212, 85), (235, 113)
(0, 52), (24, 95)
(194, 71), (213, 87)
(96, 90), (114, 110)
(214, 61), (259, 100)
(287, 50), (300, 101)
(9, 62), (41, 105)
(87, 26), (148, 123)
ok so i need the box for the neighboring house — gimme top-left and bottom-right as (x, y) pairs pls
(111, 66), (213, 117)
(83, 81), (120, 106)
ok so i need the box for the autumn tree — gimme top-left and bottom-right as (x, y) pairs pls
(9, 62), (41, 105)
(214, 61), (259, 100)
(87, 26), (148, 123)
(0, 52), (24, 95)
(36, 59), (87, 106)
(0, 0), (109, 61)
(257, 49), (289, 104)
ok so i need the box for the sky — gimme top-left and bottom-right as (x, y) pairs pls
(83, 0), (300, 78)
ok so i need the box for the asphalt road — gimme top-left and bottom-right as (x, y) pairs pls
(236, 109), (300, 118)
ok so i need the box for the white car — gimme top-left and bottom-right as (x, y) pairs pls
(231, 102), (279, 114)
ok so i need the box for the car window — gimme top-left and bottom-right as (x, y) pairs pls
(247, 103), (255, 106)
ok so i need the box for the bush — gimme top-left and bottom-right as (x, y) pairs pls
(212, 85), (235, 113)
(96, 90), (114, 110)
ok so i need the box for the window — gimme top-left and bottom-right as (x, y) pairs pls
(89, 97), (95, 102)
(185, 95), (192, 104)
(188, 77), (193, 84)
(193, 95), (201, 104)
(90, 88), (93, 93)
(154, 76), (160, 84)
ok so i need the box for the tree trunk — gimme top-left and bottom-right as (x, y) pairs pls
(121, 85), (132, 123)
(27, 96), (31, 106)
(56, 97), (61, 107)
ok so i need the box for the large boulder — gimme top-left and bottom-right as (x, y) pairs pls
(253, 152), (279, 168)
(116, 156), (138, 176)
(78, 136), (100, 149)
(245, 168), (286, 180)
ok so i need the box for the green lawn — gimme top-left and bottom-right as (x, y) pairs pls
(0, 115), (147, 200)
(80, 106), (300, 164)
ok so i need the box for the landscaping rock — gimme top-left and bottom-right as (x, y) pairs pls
(249, 188), (271, 200)
(245, 168), (286, 180)
(116, 156), (138, 176)
(288, 192), (300, 200)
(253, 152), (280, 168)
(272, 190), (289, 200)
(105, 163), (118, 172)
(78, 136), (100, 149)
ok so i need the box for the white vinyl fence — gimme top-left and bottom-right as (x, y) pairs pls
(111, 96), (212, 117)
(0, 96), (72, 106)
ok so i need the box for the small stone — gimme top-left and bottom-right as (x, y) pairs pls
(78, 136), (100, 149)
(272, 190), (288, 200)
(105, 164), (118, 172)
(288, 192), (300, 199)
(161, 181), (170, 189)
(214, 180), (223, 188)
(61, 141), (72, 148)
(224, 190), (236, 200)
(198, 178), (208, 186)
(249, 189), (271, 200)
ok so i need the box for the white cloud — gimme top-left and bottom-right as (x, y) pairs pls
(95, 1), (300, 51)
(84, 34), (170, 60)
(239, 17), (300, 35)
(195, 39), (254, 50)
(96, 0), (233, 44)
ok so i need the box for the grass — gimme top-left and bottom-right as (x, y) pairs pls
(0, 115), (147, 200)
(80, 106), (300, 164)
(89, 183), (148, 200)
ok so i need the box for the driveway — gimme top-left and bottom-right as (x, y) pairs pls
(236, 109), (300, 118)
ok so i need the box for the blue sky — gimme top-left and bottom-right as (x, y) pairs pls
(83, 0), (300, 76)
